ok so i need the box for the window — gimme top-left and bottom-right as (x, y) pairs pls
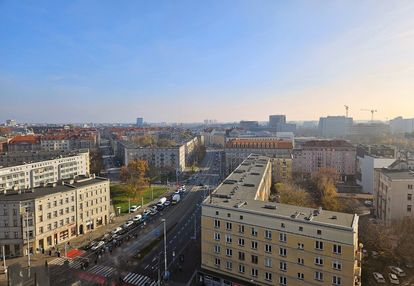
(317, 229), (322, 235)
(226, 222), (232, 230)
(238, 264), (245, 273)
(279, 247), (287, 257)
(333, 261), (342, 270)
(251, 227), (257, 236)
(238, 251), (245, 261)
(315, 271), (324, 281)
(251, 268), (258, 277)
(39, 227), (43, 234)
(265, 272), (272, 281)
(238, 238), (245, 246)
(297, 272), (304, 280)
(315, 257), (324, 266)
(225, 261), (232, 270)
(297, 243), (304, 250)
(333, 244), (342, 254)
(299, 226), (303, 231)
(251, 255), (258, 264)
(215, 258), (221, 267)
(214, 245), (221, 254)
(315, 240), (324, 250)
(214, 232), (220, 241)
(279, 232), (287, 242)
(265, 230), (272, 239)
(409, 184), (413, 190)
(225, 234), (232, 243)
(226, 248), (233, 257)
(238, 225), (245, 233)
(214, 219), (220, 228)
(279, 261), (287, 271)
(333, 276), (342, 285)
(264, 257), (272, 268)
(279, 276), (287, 285)
(251, 241), (258, 250)
(281, 223), (285, 228)
(227, 213), (231, 218)
(265, 244), (272, 253)
(408, 194), (412, 201)
(239, 215), (243, 220)
(297, 258), (304, 265)
(408, 205), (412, 212)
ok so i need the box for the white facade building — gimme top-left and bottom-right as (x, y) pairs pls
(318, 116), (353, 138)
(0, 150), (90, 191)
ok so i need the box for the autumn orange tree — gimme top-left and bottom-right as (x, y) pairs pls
(120, 160), (149, 199)
(312, 168), (340, 211)
(275, 182), (313, 207)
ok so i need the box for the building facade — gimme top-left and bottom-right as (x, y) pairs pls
(0, 150), (90, 191)
(201, 155), (362, 286)
(389, 117), (414, 134)
(375, 169), (414, 226)
(293, 140), (356, 182)
(0, 176), (110, 257)
(318, 116), (353, 138)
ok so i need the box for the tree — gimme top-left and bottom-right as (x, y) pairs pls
(90, 149), (103, 175)
(394, 217), (414, 262)
(275, 182), (313, 207)
(312, 168), (340, 211)
(120, 160), (149, 198)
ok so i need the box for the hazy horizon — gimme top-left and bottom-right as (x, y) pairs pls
(1, 1), (414, 123)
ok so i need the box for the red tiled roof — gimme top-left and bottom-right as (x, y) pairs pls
(9, 135), (40, 144)
(302, 140), (354, 148)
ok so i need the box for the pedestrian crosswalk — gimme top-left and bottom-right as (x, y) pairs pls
(122, 272), (157, 286)
(48, 257), (68, 266)
(87, 265), (116, 277)
(48, 257), (84, 269)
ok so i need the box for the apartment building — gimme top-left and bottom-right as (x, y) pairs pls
(318, 116), (353, 138)
(201, 155), (362, 286)
(0, 175), (110, 257)
(293, 140), (356, 182)
(225, 138), (293, 182)
(375, 169), (414, 226)
(356, 145), (396, 194)
(7, 135), (41, 152)
(0, 150), (90, 191)
(117, 141), (186, 171)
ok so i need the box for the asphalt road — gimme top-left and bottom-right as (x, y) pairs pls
(31, 149), (222, 286)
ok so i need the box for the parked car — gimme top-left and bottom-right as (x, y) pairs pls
(373, 272), (386, 283)
(112, 227), (123, 234)
(364, 200), (373, 207)
(84, 240), (97, 250)
(164, 200), (171, 207)
(156, 203), (165, 210)
(129, 205), (141, 212)
(158, 197), (167, 205)
(133, 214), (142, 222)
(123, 220), (134, 228)
(150, 209), (158, 216)
(143, 209), (151, 216)
(172, 194), (181, 204)
(389, 273), (400, 285)
(91, 241), (105, 251)
(389, 266), (406, 277)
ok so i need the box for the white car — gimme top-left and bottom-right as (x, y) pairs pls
(91, 241), (105, 251)
(123, 220), (134, 228)
(133, 214), (142, 222)
(373, 272), (386, 283)
(111, 227), (122, 234)
(129, 205), (141, 212)
(389, 273), (400, 285)
(389, 266), (406, 277)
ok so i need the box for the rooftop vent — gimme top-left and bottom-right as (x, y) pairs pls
(255, 164), (264, 167)
(330, 215), (337, 220)
(305, 212), (314, 221)
(264, 204), (277, 210)
(291, 211), (300, 219)
(243, 183), (255, 187)
(250, 172), (260, 175)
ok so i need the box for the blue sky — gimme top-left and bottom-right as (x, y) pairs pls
(1, 1), (414, 123)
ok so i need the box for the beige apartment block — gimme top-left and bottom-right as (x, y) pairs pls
(0, 175), (110, 258)
(375, 169), (414, 226)
(201, 154), (362, 286)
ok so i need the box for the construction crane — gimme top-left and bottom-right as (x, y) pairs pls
(344, 105), (349, 117)
(361, 109), (378, 122)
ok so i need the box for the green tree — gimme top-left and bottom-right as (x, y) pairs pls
(120, 160), (149, 199)
(276, 182), (312, 207)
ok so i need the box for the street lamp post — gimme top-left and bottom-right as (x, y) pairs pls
(161, 219), (168, 280)
(128, 197), (131, 214)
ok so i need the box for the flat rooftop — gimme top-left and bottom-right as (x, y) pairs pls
(204, 154), (356, 229)
(381, 169), (414, 180)
(0, 176), (108, 201)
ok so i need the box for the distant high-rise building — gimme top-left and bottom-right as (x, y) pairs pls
(318, 116), (353, 138)
(136, 117), (144, 127)
(269, 115), (286, 127)
(6, 119), (17, 127)
(239, 120), (259, 130)
(389, 116), (414, 134)
(269, 114), (296, 132)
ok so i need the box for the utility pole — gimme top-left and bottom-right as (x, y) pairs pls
(128, 198), (131, 214)
(161, 219), (168, 280)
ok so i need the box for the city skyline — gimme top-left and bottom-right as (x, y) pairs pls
(1, 1), (414, 123)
